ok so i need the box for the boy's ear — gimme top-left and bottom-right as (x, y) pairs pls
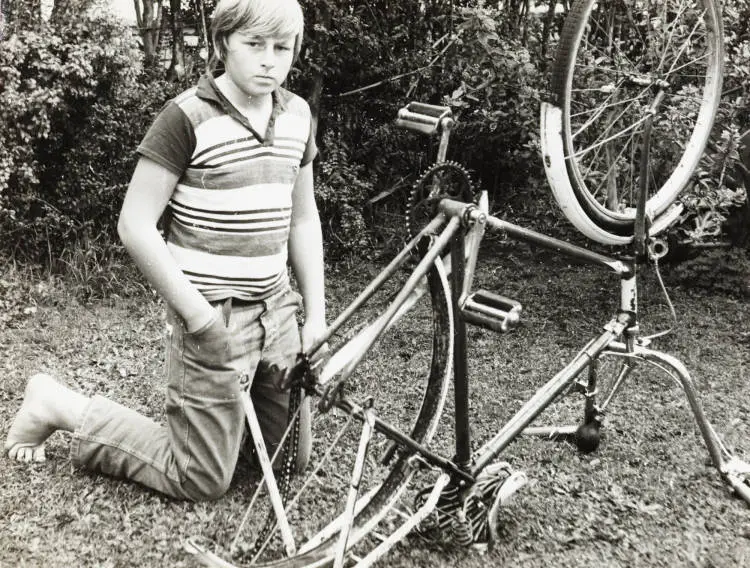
(213, 35), (229, 62)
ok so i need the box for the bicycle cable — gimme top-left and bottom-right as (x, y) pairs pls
(640, 254), (679, 343)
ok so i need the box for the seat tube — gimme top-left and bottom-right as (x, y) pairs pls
(451, 227), (471, 471)
(620, 258), (637, 326)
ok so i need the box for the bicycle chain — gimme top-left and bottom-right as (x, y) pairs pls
(247, 359), (307, 559)
(406, 161), (476, 240)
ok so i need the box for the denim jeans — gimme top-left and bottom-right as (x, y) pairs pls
(70, 286), (312, 501)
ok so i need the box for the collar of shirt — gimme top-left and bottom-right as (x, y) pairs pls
(195, 72), (288, 146)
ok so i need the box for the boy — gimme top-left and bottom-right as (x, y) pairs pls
(4, 0), (324, 502)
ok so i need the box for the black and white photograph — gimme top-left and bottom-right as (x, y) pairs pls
(1, 0), (749, 566)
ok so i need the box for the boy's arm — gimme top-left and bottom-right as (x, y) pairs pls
(118, 156), (216, 333)
(288, 162), (326, 352)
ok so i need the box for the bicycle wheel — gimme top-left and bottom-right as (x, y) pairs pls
(190, 259), (453, 567)
(548, 0), (724, 240)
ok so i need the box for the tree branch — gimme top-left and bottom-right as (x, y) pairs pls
(332, 35), (458, 98)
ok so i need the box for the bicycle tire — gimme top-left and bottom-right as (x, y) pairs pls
(548, 0), (724, 241)
(198, 259), (453, 567)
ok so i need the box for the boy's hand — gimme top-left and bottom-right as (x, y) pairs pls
(184, 303), (220, 334)
(301, 319), (329, 367)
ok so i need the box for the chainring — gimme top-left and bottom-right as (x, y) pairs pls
(406, 161), (476, 240)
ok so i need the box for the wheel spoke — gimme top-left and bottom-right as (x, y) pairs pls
(584, 130), (637, 203)
(571, 100), (651, 160)
(666, 51), (711, 78)
(549, 0), (722, 240)
(570, 89), (649, 125)
(656, 0), (694, 74)
(189, 260), (453, 566)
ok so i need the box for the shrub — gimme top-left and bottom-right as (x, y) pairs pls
(0, 11), (143, 262)
(296, 2), (549, 247)
(3, 0), (748, 273)
(314, 132), (374, 258)
(675, 0), (750, 250)
(442, 7), (544, 193)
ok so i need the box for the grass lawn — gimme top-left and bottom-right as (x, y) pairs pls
(1, 248), (749, 567)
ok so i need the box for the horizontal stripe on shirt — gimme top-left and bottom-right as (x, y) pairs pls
(167, 242), (287, 273)
(168, 218), (288, 257)
(193, 137), (306, 166)
(171, 183), (293, 209)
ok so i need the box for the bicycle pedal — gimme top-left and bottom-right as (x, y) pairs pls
(460, 290), (522, 333)
(396, 102), (453, 136)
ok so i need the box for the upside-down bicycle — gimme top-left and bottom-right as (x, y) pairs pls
(185, 1), (744, 566)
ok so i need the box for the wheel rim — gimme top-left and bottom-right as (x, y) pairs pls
(560, 0), (723, 234)
(220, 262), (452, 566)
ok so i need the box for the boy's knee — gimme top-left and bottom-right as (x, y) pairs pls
(183, 469), (233, 502)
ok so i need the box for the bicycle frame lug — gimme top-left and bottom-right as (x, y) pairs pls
(603, 313), (630, 335)
(461, 204), (485, 228)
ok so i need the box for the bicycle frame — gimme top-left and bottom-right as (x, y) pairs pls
(188, 215), (750, 568)
(242, 189), (747, 567)
(187, 100), (749, 566)
(303, 195), (631, 469)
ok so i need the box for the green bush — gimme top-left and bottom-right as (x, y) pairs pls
(441, 6), (545, 211)
(314, 131), (374, 257)
(294, 2), (550, 247)
(0, 12), (142, 262)
(2, 0), (748, 275)
(675, 0), (750, 250)
(297, 1), (749, 251)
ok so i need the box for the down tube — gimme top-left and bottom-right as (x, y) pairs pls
(331, 216), (461, 383)
(471, 319), (629, 476)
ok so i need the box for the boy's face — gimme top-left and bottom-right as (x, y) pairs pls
(222, 30), (296, 98)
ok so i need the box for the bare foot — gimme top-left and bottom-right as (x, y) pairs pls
(5, 374), (71, 463)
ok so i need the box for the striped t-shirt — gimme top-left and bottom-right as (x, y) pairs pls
(137, 74), (317, 302)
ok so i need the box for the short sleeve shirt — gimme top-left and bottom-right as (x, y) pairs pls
(136, 74), (318, 302)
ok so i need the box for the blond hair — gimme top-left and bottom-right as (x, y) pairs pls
(210, 0), (304, 69)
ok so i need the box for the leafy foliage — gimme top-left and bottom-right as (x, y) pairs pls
(679, 127), (749, 246)
(292, 1), (551, 245)
(1, 0), (749, 279)
(0, 11), (143, 262)
(677, 0), (750, 251)
(442, 6), (544, 201)
(347, 4), (550, 200)
(314, 132), (374, 257)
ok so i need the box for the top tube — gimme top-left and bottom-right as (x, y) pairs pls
(438, 198), (632, 277)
